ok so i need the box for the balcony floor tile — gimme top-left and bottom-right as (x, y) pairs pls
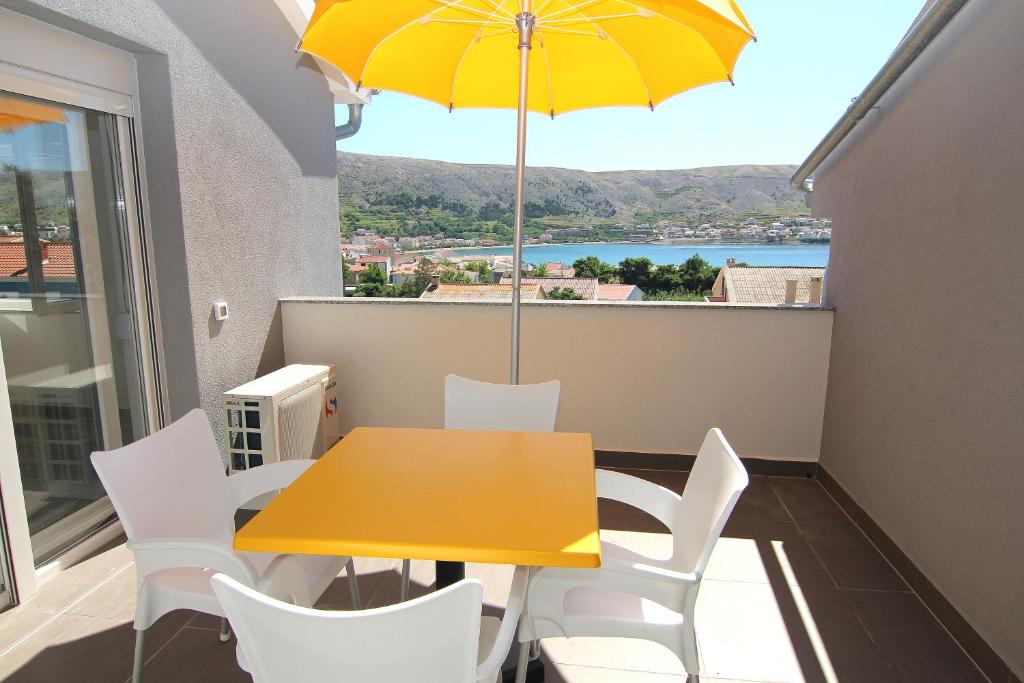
(0, 474), (989, 683)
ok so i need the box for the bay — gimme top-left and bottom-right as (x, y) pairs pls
(442, 242), (829, 268)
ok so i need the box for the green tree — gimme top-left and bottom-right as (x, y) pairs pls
(572, 255), (617, 283)
(546, 287), (584, 300)
(440, 268), (472, 284)
(354, 265), (392, 297)
(531, 263), (548, 277)
(617, 257), (655, 291)
(413, 257), (436, 294)
(678, 254), (719, 295)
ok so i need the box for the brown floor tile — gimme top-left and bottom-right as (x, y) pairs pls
(603, 468), (689, 495)
(0, 609), (191, 682)
(843, 589), (988, 683)
(772, 584), (902, 683)
(769, 478), (849, 525)
(798, 520), (908, 591)
(712, 518), (835, 588)
(141, 624), (250, 682)
(598, 503), (670, 533)
(731, 476), (791, 521)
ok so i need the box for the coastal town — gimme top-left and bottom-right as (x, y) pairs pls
(344, 215), (832, 253)
(341, 219), (828, 305)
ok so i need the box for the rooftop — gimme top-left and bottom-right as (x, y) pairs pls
(419, 283), (545, 301)
(0, 242), (77, 279)
(498, 276), (599, 300)
(716, 266), (826, 305)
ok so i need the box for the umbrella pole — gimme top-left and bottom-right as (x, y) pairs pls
(510, 6), (534, 385)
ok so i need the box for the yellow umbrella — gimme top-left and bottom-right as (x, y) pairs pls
(301, 0), (756, 381)
(0, 96), (64, 133)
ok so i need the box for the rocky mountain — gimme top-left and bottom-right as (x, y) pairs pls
(336, 151), (807, 224)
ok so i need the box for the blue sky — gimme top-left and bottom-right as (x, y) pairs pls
(334, 1), (924, 171)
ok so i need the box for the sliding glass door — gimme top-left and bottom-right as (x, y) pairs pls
(0, 91), (148, 566)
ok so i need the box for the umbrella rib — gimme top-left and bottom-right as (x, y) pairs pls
(449, 0), (514, 108)
(600, 30), (654, 106)
(616, 0), (750, 79)
(542, 13), (640, 25)
(428, 0), (515, 22)
(358, 0), (490, 85)
(539, 0), (604, 23)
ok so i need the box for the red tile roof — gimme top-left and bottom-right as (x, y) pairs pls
(356, 256), (390, 264)
(596, 283), (642, 301)
(0, 242), (76, 279)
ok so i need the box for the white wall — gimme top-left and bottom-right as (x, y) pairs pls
(282, 299), (833, 461)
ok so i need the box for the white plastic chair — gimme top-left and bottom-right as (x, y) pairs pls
(444, 374), (561, 433)
(90, 409), (360, 683)
(399, 374), (561, 600)
(211, 562), (529, 683)
(514, 428), (749, 683)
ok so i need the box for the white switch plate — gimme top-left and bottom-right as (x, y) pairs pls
(213, 301), (229, 321)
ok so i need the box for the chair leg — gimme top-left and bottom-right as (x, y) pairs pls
(219, 617), (231, 642)
(514, 641), (530, 683)
(132, 628), (146, 683)
(346, 558), (362, 609)
(400, 558), (410, 602)
(682, 613), (699, 677)
(528, 639), (540, 660)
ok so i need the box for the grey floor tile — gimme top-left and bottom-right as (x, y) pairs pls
(0, 605), (56, 654)
(799, 520), (908, 591)
(769, 478), (849, 525)
(21, 543), (133, 614)
(546, 661), (689, 682)
(843, 589), (988, 683)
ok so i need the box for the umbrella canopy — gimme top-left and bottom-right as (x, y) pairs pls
(301, 0), (754, 116)
(301, 0), (755, 382)
(0, 97), (64, 133)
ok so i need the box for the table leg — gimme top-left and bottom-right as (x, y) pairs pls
(435, 560), (465, 589)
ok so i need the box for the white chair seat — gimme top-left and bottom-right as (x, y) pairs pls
(564, 586), (685, 627)
(244, 552), (342, 603)
(599, 538), (673, 571)
(517, 429), (749, 680)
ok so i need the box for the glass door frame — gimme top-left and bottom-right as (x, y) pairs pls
(0, 51), (166, 602)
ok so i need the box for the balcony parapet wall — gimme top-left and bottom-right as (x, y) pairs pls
(281, 297), (833, 462)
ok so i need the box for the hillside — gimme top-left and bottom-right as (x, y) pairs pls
(336, 151), (808, 242)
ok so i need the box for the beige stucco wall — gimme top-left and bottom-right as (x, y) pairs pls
(282, 299), (833, 461)
(811, 0), (1024, 675)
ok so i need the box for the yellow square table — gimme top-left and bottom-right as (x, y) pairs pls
(234, 426), (602, 587)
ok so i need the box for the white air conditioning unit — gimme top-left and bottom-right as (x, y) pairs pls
(223, 364), (340, 476)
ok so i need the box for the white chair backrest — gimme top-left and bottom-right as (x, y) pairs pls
(91, 409), (234, 543)
(672, 428), (748, 574)
(211, 573), (484, 683)
(444, 374), (560, 432)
